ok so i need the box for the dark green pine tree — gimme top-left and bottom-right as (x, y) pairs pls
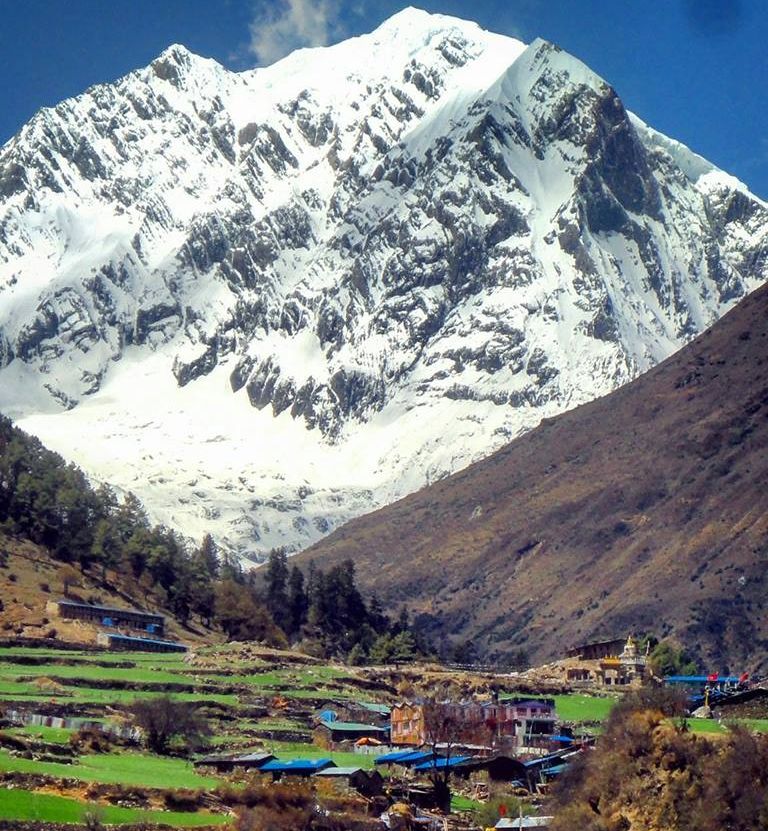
(91, 517), (121, 579)
(197, 533), (220, 579)
(287, 565), (308, 636)
(264, 548), (290, 632)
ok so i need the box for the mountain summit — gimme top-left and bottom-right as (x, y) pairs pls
(0, 10), (766, 557)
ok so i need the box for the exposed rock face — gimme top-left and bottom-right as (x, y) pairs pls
(0, 11), (766, 557)
(297, 280), (768, 671)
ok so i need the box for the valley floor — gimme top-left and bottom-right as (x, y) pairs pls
(0, 642), (767, 828)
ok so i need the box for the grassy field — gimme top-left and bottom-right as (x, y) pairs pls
(0, 687), (239, 706)
(0, 749), (220, 789)
(549, 693), (617, 722)
(502, 692), (617, 723)
(0, 662), (193, 685)
(0, 788), (226, 826)
(685, 717), (768, 734)
(0, 788), (225, 827)
(0, 646), (353, 708)
(2, 724), (75, 743)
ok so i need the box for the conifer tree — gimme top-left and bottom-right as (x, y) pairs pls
(197, 533), (220, 579)
(265, 548), (290, 631)
(287, 565), (308, 635)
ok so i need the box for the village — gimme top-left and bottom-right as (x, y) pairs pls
(1, 595), (764, 830)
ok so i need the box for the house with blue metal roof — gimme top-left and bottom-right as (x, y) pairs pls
(260, 758), (336, 779)
(374, 750), (439, 768)
(96, 632), (187, 653)
(314, 719), (389, 746)
(412, 755), (473, 771)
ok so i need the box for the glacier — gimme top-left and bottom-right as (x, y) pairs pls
(0, 7), (766, 560)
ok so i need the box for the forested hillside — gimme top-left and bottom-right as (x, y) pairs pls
(0, 414), (427, 661)
(0, 414), (220, 625)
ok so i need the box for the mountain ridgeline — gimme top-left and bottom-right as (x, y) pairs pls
(0, 9), (766, 558)
(298, 281), (768, 671)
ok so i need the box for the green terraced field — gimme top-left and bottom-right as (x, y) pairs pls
(685, 717), (768, 734)
(0, 663), (193, 685)
(0, 788), (226, 826)
(2, 724), (75, 743)
(0, 648), (354, 708)
(0, 749), (221, 788)
(0, 687), (238, 706)
(549, 693), (618, 722)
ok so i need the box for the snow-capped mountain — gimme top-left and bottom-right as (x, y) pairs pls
(1, 8), (766, 559)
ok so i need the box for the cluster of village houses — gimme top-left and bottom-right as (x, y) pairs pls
(193, 695), (582, 831)
(42, 600), (762, 829)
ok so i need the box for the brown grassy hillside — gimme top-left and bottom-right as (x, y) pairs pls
(0, 533), (214, 647)
(299, 283), (768, 671)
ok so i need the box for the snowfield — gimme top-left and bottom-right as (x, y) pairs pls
(0, 8), (766, 559)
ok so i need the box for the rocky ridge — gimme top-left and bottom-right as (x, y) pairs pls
(0, 8), (766, 556)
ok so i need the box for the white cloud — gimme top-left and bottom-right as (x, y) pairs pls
(248, 0), (345, 65)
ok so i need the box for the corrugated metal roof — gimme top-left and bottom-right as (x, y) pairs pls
(232, 752), (275, 763)
(103, 633), (186, 650)
(522, 749), (576, 769)
(375, 750), (437, 766)
(413, 755), (472, 771)
(495, 817), (553, 828)
(664, 675), (741, 683)
(375, 750), (413, 764)
(358, 702), (392, 714)
(261, 758), (336, 772)
(195, 752), (274, 766)
(315, 767), (365, 776)
(58, 600), (163, 620)
(542, 763), (568, 776)
(318, 720), (388, 732)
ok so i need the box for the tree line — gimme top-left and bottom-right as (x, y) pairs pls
(0, 415), (428, 661)
(259, 547), (430, 663)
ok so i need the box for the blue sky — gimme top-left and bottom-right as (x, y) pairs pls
(2, 0), (767, 198)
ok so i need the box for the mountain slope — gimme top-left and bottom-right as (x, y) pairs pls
(298, 281), (768, 671)
(0, 9), (767, 557)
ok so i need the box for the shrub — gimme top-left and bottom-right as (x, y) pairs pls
(232, 781), (317, 831)
(82, 806), (107, 831)
(549, 693), (768, 831)
(70, 727), (114, 754)
(129, 696), (211, 755)
(164, 789), (203, 811)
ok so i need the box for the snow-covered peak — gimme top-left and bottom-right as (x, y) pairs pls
(147, 42), (222, 81)
(500, 37), (608, 99)
(0, 10), (766, 561)
(153, 42), (197, 63)
(246, 7), (524, 102)
(369, 5), (495, 45)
